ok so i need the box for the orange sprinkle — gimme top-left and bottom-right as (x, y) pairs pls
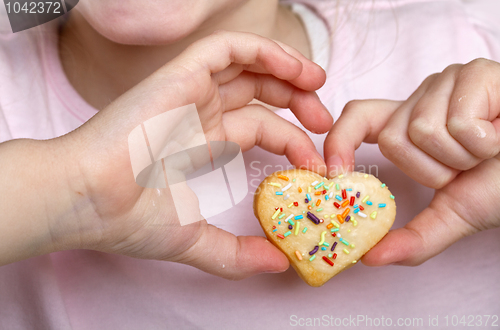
(337, 214), (344, 224)
(298, 187), (302, 193)
(326, 223), (333, 229)
(315, 191), (322, 195)
(316, 199), (321, 206)
(295, 250), (303, 261)
(278, 175), (289, 181)
(341, 200), (349, 208)
(308, 205), (312, 210)
(342, 208), (350, 218)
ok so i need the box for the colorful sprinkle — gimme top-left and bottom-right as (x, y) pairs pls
(278, 175), (289, 181)
(295, 251), (302, 260)
(269, 182), (281, 187)
(341, 208), (350, 218)
(340, 238), (349, 246)
(309, 246), (319, 255)
(294, 221), (301, 235)
(390, 195), (395, 199)
(333, 253), (337, 259)
(330, 227), (339, 232)
(335, 183), (340, 190)
(282, 183), (292, 192)
(308, 187), (312, 193)
(337, 214), (344, 224)
(321, 247), (327, 251)
(341, 200), (349, 208)
(342, 189), (347, 199)
(356, 192), (361, 198)
(325, 195), (329, 201)
(316, 208), (323, 212)
(288, 225), (293, 230)
(294, 215), (303, 220)
(316, 199), (321, 206)
(294, 202), (299, 206)
(362, 195), (370, 203)
(322, 256), (334, 266)
(309, 255), (316, 261)
(328, 253), (333, 258)
(331, 220), (340, 228)
(370, 211), (377, 219)
(345, 215), (351, 222)
(326, 223), (333, 229)
(275, 192), (283, 195)
(334, 202), (341, 209)
(284, 194), (290, 201)
(335, 195), (342, 201)
(343, 249), (350, 254)
(271, 209), (280, 219)
(331, 241), (338, 251)
(366, 201), (373, 206)
(314, 182), (325, 190)
(278, 213), (286, 219)
(379, 203), (386, 208)
(358, 212), (367, 218)
(285, 214), (294, 222)
(284, 231), (292, 237)
(323, 242), (330, 247)
(311, 181), (319, 186)
(302, 227), (308, 233)
(306, 194), (312, 201)
(339, 174), (344, 179)
(381, 183), (386, 188)
(298, 187), (302, 193)
(318, 231), (327, 245)
(277, 234), (285, 239)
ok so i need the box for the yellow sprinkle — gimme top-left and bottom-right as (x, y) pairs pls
(295, 251), (303, 261)
(294, 221), (301, 235)
(328, 182), (335, 189)
(370, 211), (377, 219)
(364, 174), (368, 178)
(351, 244), (355, 248)
(352, 219), (358, 227)
(352, 260), (357, 264)
(339, 174), (344, 179)
(271, 209), (280, 219)
(318, 231), (327, 245)
(308, 186), (311, 193)
(362, 195), (370, 203)
(331, 220), (340, 228)
(269, 182), (281, 187)
(287, 203), (294, 208)
(347, 229), (351, 233)
(343, 249), (350, 254)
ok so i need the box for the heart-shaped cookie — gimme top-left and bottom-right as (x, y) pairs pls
(254, 169), (396, 287)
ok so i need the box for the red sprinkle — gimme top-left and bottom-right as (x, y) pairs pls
(277, 234), (285, 239)
(275, 207), (279, 210)
(342, 189), (347, 199)
(322, 256), (334, 266)
(333, 253), (337, 259)
(350, 196), (355, 206)
(331, 233), (337, 237)
(272, 226), (276, 229)
(319, 219), (324, 223)
(322, 190), (327, 195)
(359, 205), (364, 211)
(294, 202), (299, 206)
(280, 208), (283, 212)
(334, 202), (341, 209)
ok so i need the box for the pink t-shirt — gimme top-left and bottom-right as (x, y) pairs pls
(1, 1), (499, 329)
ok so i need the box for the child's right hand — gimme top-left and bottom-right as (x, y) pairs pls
(0, 31), (332, 278)
(324, 58), (500, 267)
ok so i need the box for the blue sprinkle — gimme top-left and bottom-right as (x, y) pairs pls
(321, 247), (327, 251)
(346, 188), (352, 191)
(353, 204), (358, 208)
(294, 215), (304, 220)
(278, 221), (281, 225)
(366, 201), (373, 205)
(335, 195), (342, 201)
(325, 195), (329, 201)
(275, 192), (283, 195)
(272, 229), (277, 232)
(354, 208), (360, 214)
(379, 203), (386, 208)
(306, 194), (312, 201)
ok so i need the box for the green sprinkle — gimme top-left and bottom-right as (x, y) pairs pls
(314, 182), (325, 190)
(340, 238), (349, 246)
(323, 242), (330, 247)
(278, 213), (286, 219)
(302, 227), (308, 233)
(309, 255), (316, 261)
(287, 219), (295, 226)
(331, 228), (339, 232)
(316, 208), (323, 212)
(381, 183), (386, 188)
(292, 178), (296, 182)
(390, 195), (395, 199)
(284, 231), (292, 237)
(328, 253), (333, 258)
(335, 184), (340, 190)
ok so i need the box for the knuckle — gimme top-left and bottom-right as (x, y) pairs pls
(408, 116), (437, 145)
(378, 129), (405, 161)
(342, 99), (364, 114)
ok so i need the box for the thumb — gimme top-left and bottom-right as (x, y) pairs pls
(172, 224), (289, 280)
(361, 191), (478, 267)
(324, 100), (402, 177)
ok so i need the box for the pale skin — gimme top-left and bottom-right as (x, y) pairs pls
(0, 0), (499, 278)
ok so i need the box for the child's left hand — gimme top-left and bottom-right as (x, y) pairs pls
(324, 58), (500, 266)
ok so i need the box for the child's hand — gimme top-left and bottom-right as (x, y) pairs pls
(324, 58), (500, 266)
(24, 31), (331, 278)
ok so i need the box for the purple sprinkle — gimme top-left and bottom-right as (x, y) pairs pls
(306, 211), (320, 225)
(345, 215), (351, 222)
(309, 246), (319, 255)
(331, 241), (338, 252)
(356, 191), (360, 198)
(305, 199), (309, 203)
(288, 225), (293, 230)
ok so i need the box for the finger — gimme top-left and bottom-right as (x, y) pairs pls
(378, 75), (461, 189)
(219, 72), (333, 134)
(222, 104), (327, 176)
(408, 64), (482, 170)
(173, 224), (289, 280)
(323, 99), (403, 177)
(447, 58), (500, 159)
(178, 30), (304, 84)
(362, 155), (500, 266)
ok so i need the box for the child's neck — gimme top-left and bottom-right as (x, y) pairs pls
(59, 2), (311, 111)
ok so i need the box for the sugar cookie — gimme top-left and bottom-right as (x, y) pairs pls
(253, 169), (396, 287)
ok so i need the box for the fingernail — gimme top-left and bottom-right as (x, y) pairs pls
(327, 155), (344, 177)
(264, 269), (286, 273)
